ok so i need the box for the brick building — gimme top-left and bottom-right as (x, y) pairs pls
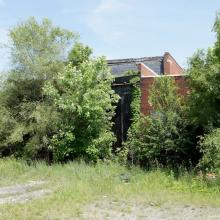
(108, 52), (187, 146)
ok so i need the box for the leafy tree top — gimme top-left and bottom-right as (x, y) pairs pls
(187, 12), (220, 129)
(9, 17), (76, 79)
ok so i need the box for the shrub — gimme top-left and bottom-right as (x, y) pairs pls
(187, 13), (220, 130)
(0, 17), (118, 163)
(124, 77), (193, 168)
(44, 58), (119, 162)
(198, 128), (220, 172)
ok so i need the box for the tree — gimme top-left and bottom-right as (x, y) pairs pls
(10, 17), (74, 79)
(188, 13), (220, 129)
(0, 17), (75, 159)
(44, 58), (119, 162)
(198, 128), (220, 171)
(187, 13), (220, 171)
(68, 42), (92, 67)
(125, 77), (192, 168)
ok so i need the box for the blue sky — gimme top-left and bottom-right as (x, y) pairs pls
(0, 0), (220, 71)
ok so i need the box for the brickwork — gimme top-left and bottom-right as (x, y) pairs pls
(110, 52), (187, 146)
(163, 52), (183, 75)
(140, 75), (188, 115)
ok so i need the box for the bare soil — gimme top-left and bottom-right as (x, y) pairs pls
(1, 182), (220, 219)
(0, 181), (51, 204)
(81, 198), (220, 220)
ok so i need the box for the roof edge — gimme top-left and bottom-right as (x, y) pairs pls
(107, 56), (164, 64)
(163, 52), (183, 70)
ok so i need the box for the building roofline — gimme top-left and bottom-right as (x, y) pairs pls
(141, 73), (187, 78)
(137, 63), (159, 77)
(107, 56), (163, 64)
(163, 52), (183, 70)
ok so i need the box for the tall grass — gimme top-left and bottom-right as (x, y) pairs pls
(0, 158), (219, 219)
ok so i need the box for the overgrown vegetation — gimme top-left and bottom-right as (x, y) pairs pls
(0, 12), (220, 173)
(186, 12), (220, 171)
(0, 158), (220, 219)
(124, 77), (196, 168)
(44, 59), (119, 162)
(0, 17), (75, 161)
(0, 17), (119, 162)
(121, 12), (220, 172)
(198, 128), (220, 172)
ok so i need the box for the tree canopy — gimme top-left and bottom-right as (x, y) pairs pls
(187, 13), (220, 129)
(0, 17), (118, 162)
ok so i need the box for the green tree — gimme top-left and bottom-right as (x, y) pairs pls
(198, 128), (220, 171)
(0, 17), (75, 159)
(10, 17), (74, 79)
(44, 58), (119, 162)
(68, 42), (92, 68)
(187, 13), (220, 171)
(188, 13), (220, 129)
(125, 77), (192, 168)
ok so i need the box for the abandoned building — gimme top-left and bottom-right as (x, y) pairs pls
(109, 52), (188, 147)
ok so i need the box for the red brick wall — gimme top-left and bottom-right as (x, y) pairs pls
(163, 52), (183, 75)
(140, 75), (188, 115)
(140, 77), (154, 115)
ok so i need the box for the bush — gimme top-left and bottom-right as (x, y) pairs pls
(124, 77), (193, 168)
(44, 58), (119, 162)
(198, 128), (220, 172)
(187, 13), (220, 130)
(0, 17), (118, 163)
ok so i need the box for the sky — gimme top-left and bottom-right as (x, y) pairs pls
(0, 0), (220, 71)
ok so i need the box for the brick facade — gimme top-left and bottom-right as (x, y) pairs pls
(138, 53), (187, 115)
(110, 53), (187, 146)
(163, 52), (183, 75)
(140, 75), (188, 115)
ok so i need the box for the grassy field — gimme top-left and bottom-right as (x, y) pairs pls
(0, 158), (220, 219)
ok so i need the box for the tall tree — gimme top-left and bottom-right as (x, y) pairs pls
(188, 12), (220, 129)
(68, 42), (92, 68)
(10, 17), (74, 79)
(125, 77), (191, 167)
(44, 58), (119, 162)
(0, 17), (75, 159)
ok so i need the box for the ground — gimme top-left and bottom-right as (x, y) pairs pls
(0, 158), (220, 219)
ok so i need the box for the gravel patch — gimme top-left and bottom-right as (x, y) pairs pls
(82, 199), (220, 220)
(0, 189), (51, 204)
(0, 181), (45, 196)
(0, 181), (51, 205)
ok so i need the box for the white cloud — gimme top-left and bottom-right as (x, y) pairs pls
(87, 0), (134, 44)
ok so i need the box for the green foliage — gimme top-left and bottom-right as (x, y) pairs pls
(44, 58), (119, 162)
(198, 128), (220, 171)
(68, 42), (92, 67)
(1, 158), (220, 219)
(0, 106), (17, 154)
(186, 12), (220, 172)
(0, 17), (75, 160)
(188, 13), (220, 129)
(124, 70), (138, 76)
(129, 76), (141, 121)
(0, 17), (119, 163)
(125, 77), (192, 168)
(10, 17), (74, 79)
(115, 76), (140, 164)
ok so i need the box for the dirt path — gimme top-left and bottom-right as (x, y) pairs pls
(0, 182), (220, 219)
(0, 181), (51, 205)
(82, 198), (220, 220)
